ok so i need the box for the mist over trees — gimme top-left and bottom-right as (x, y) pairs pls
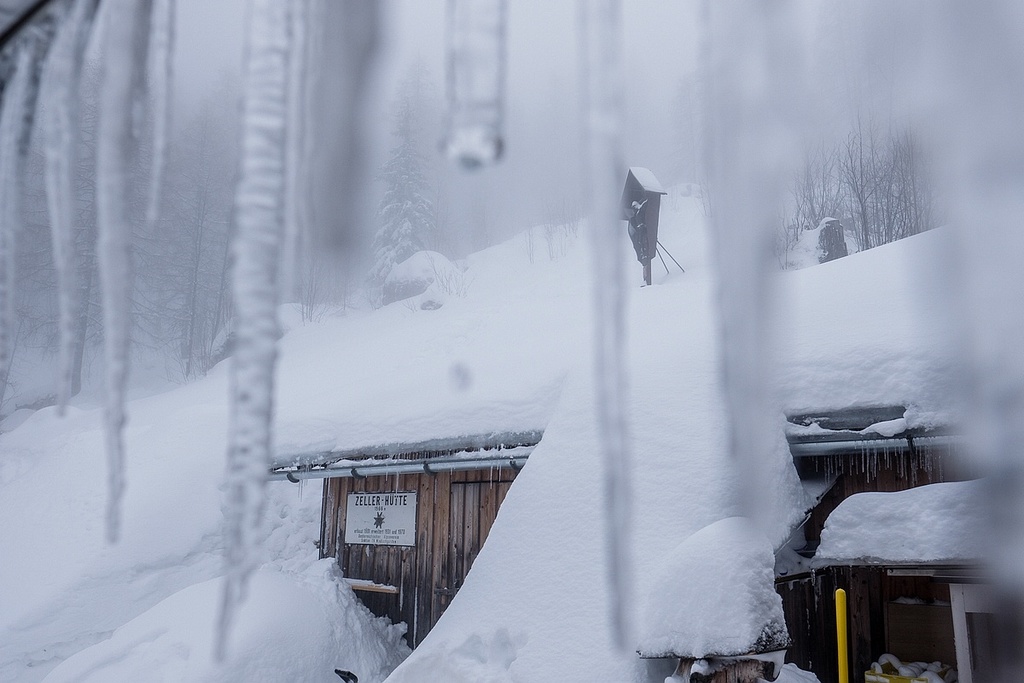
(369, 71), (438, 301)
(775, 120), (938, 268)
(0, 67), (240, 415)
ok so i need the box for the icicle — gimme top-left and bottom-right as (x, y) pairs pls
(145, 0), (175, 232)
(580, 0), (632, 651)
(215, 0), (290, 661)
(40, 0), (98, 414)
(95, 0), (151, 543)
(0, 47), (34, 415)
(280, 0), (308, 303)
(443, 0), (507, 169)
(702, 1), (805, 530)
(305, 0), (378, 253)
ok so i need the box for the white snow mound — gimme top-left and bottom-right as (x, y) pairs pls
(42, 561), (409, 683)
(383, 250), (461, 306)
(638, 517), (789, 659)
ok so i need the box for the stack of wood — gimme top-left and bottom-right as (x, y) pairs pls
(673, 654), (783, 683)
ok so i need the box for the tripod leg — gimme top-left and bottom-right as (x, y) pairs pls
(658, 249), (670, 274)
(657, 240), (685, 273)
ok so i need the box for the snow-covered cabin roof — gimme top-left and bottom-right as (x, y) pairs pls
(627, 166), (667, 194)
(266, 238), (590, 465)
(815, 481), (986, 565)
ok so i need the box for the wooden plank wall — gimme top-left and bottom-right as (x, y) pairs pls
(778, 566), (882, 682)
(779, 567), (956, 682)
(781, 447), (959, 681)
(320, 467), (517, 647)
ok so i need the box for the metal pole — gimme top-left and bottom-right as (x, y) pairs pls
(656, 240), (685, 272)
(836, 588), (849, 683)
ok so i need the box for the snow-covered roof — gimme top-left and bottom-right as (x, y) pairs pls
(628, 166), (667, 194)
(776, 228), (957, 430)
(815, 480), (986, 565)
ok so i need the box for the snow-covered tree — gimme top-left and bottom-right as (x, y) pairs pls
(368, 79), (436, 294)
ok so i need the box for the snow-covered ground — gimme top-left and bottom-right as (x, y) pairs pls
(1, 187), (956, 681)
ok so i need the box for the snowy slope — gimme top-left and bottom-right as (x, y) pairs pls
(386, 212), (956, 681)
(777, 227), (958, 429)
(385, 190), (807, 682)
(0, 198), (620, 680)
(0, 185), (956, 681)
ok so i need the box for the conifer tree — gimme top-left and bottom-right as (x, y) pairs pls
(369, 81), (435, 291)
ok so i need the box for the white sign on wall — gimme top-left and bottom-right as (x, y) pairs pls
(344, 491), (417, 547)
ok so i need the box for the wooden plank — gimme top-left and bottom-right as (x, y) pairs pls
(463, 482), (480, 580)
(414, 472), (433, 646)
(450, 478), (465, 592)
(347, 578), (400, 594)
(432, 470), (452, 625)
(886, 602), (956, 665)
(478, 478), (496, 548)
(320, 479), (331, 559)
(338, 478), (352, 560)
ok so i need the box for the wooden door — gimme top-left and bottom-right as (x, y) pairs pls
(434, 471), (515, 628)
(323, 468), (517, 648)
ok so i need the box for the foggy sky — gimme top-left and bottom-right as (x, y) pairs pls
(172, 0), (700, 250)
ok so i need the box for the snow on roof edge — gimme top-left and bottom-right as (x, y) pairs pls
(628, 166), (667, 194)
(270, 429), (545, 469)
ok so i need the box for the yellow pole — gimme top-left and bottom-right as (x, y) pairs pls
(836, 588), (849, 683)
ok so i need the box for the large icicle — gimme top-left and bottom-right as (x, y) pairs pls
(95, 0), (150, 543)
(304, 0), (379, 253)
(40, 0), (98, 414)
(280, 0), (307, 304)
(0, 48), (34, 416)
(215, 0), (290, 661)
(145, 0), (175, 232)
(701, 1), (804, 535)
(443, 0), (507, 169)
(916, 3), (1024, 675)
(580, 0), (632, 651)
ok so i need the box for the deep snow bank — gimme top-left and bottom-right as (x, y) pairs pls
(42, 562), (408, 683)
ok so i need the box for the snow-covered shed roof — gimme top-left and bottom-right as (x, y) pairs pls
(266, 238), (591, 465)
(627, 166), (667, 194)
(269, 430), (541, 481)
(815, 480), (986, 565)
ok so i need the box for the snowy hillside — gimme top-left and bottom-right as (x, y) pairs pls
(0, 186), (956, 682)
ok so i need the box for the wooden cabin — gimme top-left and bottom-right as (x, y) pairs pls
(775, 406), (991, 683)
(270, 431), (541, 647)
